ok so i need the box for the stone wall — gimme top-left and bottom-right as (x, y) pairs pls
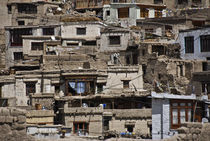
(0, 107), (35, 141)
(166, 122), (210, 141)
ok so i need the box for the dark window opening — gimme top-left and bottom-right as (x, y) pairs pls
(109, 36), (120, 45)
(26, 82), (36, 96)
(178, 0), (188, 4)
(17, 4), (37, 14)
(83, 62), (90, 69)
(185, 36), (194, 53)
(192, 20), (205, 27)
(154, 0), (163, 4)
(202, 62), (208, 71)
(207, 57), (210, 60)
(10, 28), (32, 46)
(7, 5), (11, 14)
(152, 45), (165, 55)
(0, 99), (8, 107)
(126, 56), (130, 65)
(43, 28), (54, 35)
(123, 80), (130, 89)
(179, 65), (184, 76)
(142, 64), (147, 76)
(31, 42), (43, 50)
(77, 28), (86, 35)
(200, 35), (210, 52)
(83, 41), (96, 46)
(126, 125), (134, 133)
(18, 21), (25, 25)
(103, 116), (111, 131)
(67, 43), (78, 46)
(118, 7), (129, 18)
(202, 83), (210, 94)
(106, 10), (110, 16)
(55, 85), (60, 93)
(14, 52), (23, 61)
(97, 84), (104, 93)
(73, 122), (89, 135)
(142, 49), (145, 56)
(125, 51), (139, 65)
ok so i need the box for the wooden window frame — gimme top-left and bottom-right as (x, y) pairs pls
(65, 77), (96, 96)
(14, 52), (23, 61)
(118, 7), (129, 18)
(73, 122), (89, 134)
(170, 100), (194, 129)
(200, 35), (210, 52)
(31, 42), (43, 51)
(185, 36), (194, 53)
(43, 28), (55, 36)
(26, 82), (36, 96)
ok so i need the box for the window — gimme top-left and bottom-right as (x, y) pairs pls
(106, 10), (110, 16)
(178, 0), (188, 4)
(97, 84), (104, 93)
(140, 8), (149, 18)
(126, 125), (134, 133)
(55, 85), (60, 93)
(43, 28), (54, 35)
(14, 52), (23, 61)
(179, 65), (184, 76)
(202, 62), (208, 71)
(76, 28), (86, 35)
(26, 82), (36, 96)
(66, 78), (96, 96)
(202, 83), (210, 94)
(109, 36), (120, 45)
(170, 100), (193, 129)
(185, 36), (194, 53)
(31, 42), (43, 50)
(73, 122), (89, 135)
(18, 21), (25, 25)
(152, 45), (165, 55)
(200, 35), (210, 52)
(155, 10), (162, 18)
(17, 4), (37, 14)
(154, 0), (163, 4)
(10, 28), (32, 46)
(118, 7), (129, 18)
(7, 5), (11, 14)
(123, 80), (130, 89)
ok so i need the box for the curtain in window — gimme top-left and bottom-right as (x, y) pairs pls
(172, 109), (178, 124)
(188, 110), (192, 122)
(180, 109), (186, 123)
(77, 82), (85, 94)
(69, 82), (76, 90)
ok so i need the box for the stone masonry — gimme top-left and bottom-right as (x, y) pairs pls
(165, 122), (210, 141)
(0, 107), (35, 141)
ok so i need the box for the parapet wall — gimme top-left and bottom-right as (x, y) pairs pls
(0, 107), (35, 141)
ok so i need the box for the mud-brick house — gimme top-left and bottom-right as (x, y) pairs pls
(178, 26), (210, 61)
(55, 65), (152, 139)
(7, 0), (61, 26)
(152, 91), (208, 140)
(61, 20), (107, 48)
(103, 2), (166, 27)
(5, 24), (61, 68)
